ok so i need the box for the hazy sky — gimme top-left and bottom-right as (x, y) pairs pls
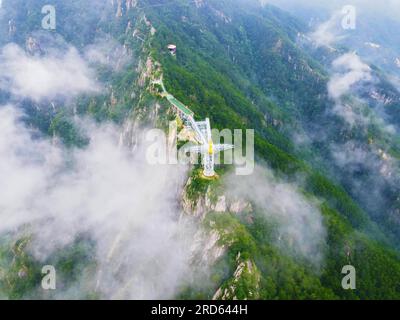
(267, 0), (400, 21)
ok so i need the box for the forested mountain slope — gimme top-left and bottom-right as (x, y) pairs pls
(0, 0), (400, 299)
(146, 0), (400, 243)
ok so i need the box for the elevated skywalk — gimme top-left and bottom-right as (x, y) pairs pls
(154, 78), (234, 177)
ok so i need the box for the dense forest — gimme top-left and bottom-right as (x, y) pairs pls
(0, 0), (400, 299)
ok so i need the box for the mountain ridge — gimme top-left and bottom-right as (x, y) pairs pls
(0, 0), (400, 299)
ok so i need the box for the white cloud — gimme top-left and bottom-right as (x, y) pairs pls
(325, 53), (399, 215)
(330, 140), (398, 214)
(328, 52), (372, 100)
(0, 44), (100, 102)
(0, 105), (198, 299)
(309, 11), (345, 48)
(326, 53), (373, 126)
(84, 35), (132, 71)
(225, 166), (326, 267)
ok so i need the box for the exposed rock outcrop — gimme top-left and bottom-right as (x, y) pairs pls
(213, 253), (261, 300)
(182, 179), (252, 219)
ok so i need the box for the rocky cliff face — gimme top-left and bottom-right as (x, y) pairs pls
(103, 10), (260, 298)
(179, 169), (258, 299)
(213, 253), (261, 300)
(182, 176), (252, 219)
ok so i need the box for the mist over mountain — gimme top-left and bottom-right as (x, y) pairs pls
(0, 0), (400, 300)
(269, 0), (400, 78)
